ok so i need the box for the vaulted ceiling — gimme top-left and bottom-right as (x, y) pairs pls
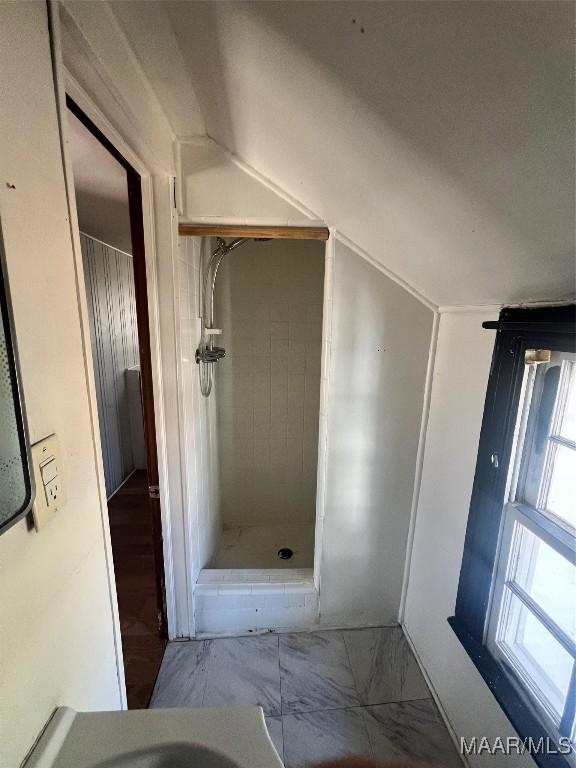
(110, 1), (575, 307)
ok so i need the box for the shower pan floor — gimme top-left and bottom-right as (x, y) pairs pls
(210, 523), (315, 569)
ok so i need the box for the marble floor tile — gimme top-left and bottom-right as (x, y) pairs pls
(265, 716), (284, 762)
(283, 708), (372, 768)
(343, 626), (430, 705)
(150, 629), (460, 768)
(364, 699), (462, 767)
(280, 631), (360, 714)
(201, 635), (282, 716)
(150, 640), (210, 708)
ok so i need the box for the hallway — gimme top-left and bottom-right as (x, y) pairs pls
(108, 471), (166, 708)
(150, 627), (462, 768)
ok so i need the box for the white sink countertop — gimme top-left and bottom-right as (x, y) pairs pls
(25, 706), (284, 768)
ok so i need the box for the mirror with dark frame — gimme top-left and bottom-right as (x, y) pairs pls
(0, 221), (34, 534)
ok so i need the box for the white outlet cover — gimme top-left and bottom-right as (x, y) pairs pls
(31, 434), (66, 531)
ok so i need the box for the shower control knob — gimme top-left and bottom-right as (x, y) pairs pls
(196, 346), (226, 364)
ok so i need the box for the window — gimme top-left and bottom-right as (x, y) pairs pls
(450, 305), (576, 768)
(488, 352), (576, 741)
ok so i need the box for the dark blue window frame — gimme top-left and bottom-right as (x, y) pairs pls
(449, 304), (576, 768)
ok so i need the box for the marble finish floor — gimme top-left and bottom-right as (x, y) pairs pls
(210, 522), (315, 569)
(151, 627), (462, 768)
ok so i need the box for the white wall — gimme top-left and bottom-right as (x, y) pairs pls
(403, 310), (536, 768)
(177, 237), (221, 584)
(180, 140), (323, 226)
(318, 240), (434, 627)
(0, 5), (122, 766)
(214, 239), (325, 529)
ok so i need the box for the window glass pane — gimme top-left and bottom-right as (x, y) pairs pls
(510, 523), (576, 641)
(498, 589), (573, 722)
(559, 363), (576, 442)
(546, 443), (576, 530)
(515, 353), (576, 512)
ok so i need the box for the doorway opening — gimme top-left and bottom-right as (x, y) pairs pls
(66, 97), (167, 706)
(178, 224), (329, 636)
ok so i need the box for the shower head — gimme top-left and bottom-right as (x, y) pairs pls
(228, 237), (248, 250)
(216, 236), (271, 254)
(216, 236), (247, 254)
(206, 238), (250, 291)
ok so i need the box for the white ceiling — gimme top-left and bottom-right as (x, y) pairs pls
(111, 1), (575, 307)
(108, 0), (204, 137)
(67, 109), (132, 254)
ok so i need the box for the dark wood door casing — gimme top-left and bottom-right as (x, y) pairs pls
(67, 95), (168, 639)
(127, 172), (168, 639)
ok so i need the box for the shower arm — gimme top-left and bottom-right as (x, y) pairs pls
(202, 237), (248, 340)
(197, 236), (270, 392)
(203, 236), (270, 330)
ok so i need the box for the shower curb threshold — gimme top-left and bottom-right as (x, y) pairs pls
(195, 568), (316, 596)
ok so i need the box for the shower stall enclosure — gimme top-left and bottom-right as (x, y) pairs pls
(178, 233), (328, 636)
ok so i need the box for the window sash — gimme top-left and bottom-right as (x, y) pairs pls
(487, 501), (576, 741)
(517, 356), (576, 534)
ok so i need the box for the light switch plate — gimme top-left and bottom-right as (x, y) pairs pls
(31, 434), (66, 531)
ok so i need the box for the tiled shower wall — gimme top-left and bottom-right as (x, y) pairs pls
(214, 239), (325, 528)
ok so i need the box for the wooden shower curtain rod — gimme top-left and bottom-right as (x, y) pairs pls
(178, 223), (330, 241)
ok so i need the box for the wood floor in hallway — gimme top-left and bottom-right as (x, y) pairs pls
(108, 470), (166, 708)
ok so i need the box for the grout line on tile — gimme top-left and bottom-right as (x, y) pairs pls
(198, 638), (213, 708)
(276, 634), (285, 757)
(280, 697), (434, 719)
(340, 628), (360, 700)
(279, 715), (284, 764)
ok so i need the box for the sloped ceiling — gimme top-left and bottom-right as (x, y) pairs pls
(107, 0), (204, 137)
(111, 1), (575, 307)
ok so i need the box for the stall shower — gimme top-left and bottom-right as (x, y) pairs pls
(183, 236), (325, 578)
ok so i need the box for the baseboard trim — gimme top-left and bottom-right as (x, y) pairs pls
(401, 622), (468, 768)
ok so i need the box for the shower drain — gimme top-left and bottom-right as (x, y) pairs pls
(277, 548), (294, 560)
